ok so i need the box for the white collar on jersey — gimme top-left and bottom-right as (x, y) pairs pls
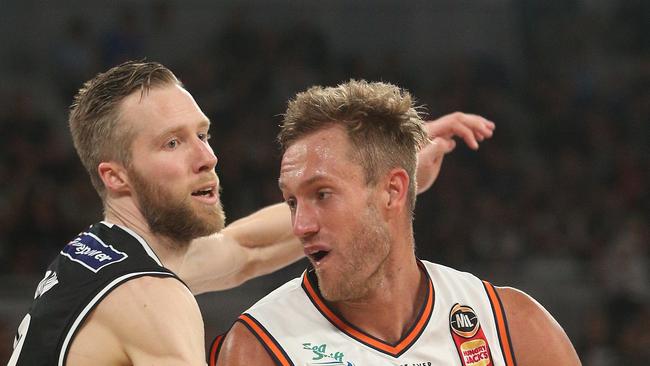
(99, 221), (164, 267)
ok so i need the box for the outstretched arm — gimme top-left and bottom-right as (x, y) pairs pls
(497, 287), (581, 366)
(180, 203), (303, 295)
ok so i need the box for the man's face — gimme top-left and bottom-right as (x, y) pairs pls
(120, 84), (225, 243)
(279, 125), (391, 302)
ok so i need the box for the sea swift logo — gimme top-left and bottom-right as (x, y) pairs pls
(302, 342), (356, 366)
(61, 232), (128, 273)
(449, 303), (492, 366)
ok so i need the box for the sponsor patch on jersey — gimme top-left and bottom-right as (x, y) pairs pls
(61, 232), (128, 273)
(449, 303), (493, 366)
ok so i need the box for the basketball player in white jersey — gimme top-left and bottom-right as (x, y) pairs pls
(215, 80), (581, 366)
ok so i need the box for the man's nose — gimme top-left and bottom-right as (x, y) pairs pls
(292, 202), (319, 239)
(193, 137), (217, 173)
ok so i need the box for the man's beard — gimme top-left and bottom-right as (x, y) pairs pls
(317, 203), (392, 302)
(129, 168), (225, 245)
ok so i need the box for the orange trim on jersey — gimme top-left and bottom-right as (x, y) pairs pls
(301, 266), (434, 357)
(483, 281), (516, 366)
(238, 314), (293, 366)
(208, 334), (224, 366)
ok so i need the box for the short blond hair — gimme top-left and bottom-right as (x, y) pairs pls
(279, 79), (429, 212)
(69, 61), (180, 198)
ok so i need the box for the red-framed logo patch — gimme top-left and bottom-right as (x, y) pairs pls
(449, 303), (493, 366)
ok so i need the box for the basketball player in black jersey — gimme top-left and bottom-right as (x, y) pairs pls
(8, 61), (496, 365)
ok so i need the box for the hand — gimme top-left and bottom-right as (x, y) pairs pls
(416, 112), (495, 194)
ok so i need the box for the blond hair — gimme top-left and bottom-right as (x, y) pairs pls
(279, 79), (429, 211)
(69, 61), (180, 198)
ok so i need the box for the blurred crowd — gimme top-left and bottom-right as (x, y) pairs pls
(0, 1), (647, 364)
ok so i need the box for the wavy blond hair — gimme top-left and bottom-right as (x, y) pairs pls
(279, 79), (429, 211)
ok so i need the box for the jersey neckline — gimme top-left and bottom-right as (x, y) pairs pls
(300, 259), (434, 358)
(99, 221), (164, 266)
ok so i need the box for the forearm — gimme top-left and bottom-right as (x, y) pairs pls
(220, 203), (304, 283)
(182, 203), (304, 295)
(234, 233), (303, 284)
(221, 203), (296, 248)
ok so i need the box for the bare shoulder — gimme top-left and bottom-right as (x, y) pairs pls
(106, 275), (204, 331)
(69, 275), (206, 365)
(496, 286), (581, 366)
(216, 321), (277, 366)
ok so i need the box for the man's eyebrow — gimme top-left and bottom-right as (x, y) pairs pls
(278, 173), (330, 191)
(156, 119), (211, 138)
(199, 119), (211, 129)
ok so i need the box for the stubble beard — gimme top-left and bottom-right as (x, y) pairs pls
(130, 169), (225, 245)
(317, 203), (391, 302)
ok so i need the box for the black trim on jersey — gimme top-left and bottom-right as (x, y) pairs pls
(482, 281), (517, 366)
(301, 259), (434, 358)
(60, 271), (179, 366)
(237, 314), (295, 366)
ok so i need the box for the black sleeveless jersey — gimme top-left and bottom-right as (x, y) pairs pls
(8, 221), (183, 366)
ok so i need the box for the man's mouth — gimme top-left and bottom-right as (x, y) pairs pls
(191, 183), (218, 204)
(305, 248), (331, 263)
(191, 187), (215, 197)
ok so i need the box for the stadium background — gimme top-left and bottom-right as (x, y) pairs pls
(0, 0), (647, 364)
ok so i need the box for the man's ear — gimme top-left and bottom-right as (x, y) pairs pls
(383, 168), (409, 211)
(98, 162), (131, 194)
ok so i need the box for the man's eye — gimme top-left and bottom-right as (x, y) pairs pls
(317, 191), (331, 200)
(198, 133), (211, 141)
(166, 139), (179, 149)
(286, 198), (297, 210)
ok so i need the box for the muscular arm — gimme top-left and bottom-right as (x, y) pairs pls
(497, 287), (581, 366)
(216, 322), (277, 366)
(181, 203), (303, 295)
(67, 276), (206, 365)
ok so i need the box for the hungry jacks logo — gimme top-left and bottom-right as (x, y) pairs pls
(449, 304), (493, 366)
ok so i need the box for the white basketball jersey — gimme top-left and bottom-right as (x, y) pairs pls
(211, 260), (516, 366)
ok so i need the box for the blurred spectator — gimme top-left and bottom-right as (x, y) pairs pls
(100, 5), (146, 67)
(52, 17), (100, 103)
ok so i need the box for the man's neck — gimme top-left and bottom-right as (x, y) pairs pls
(329, 254), (428, 344)
(103, 198), (189, 273)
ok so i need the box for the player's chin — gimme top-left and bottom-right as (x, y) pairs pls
(195, 211), (225, 235)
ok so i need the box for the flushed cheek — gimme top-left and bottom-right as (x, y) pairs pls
(144, 158), (186, 176)
(157, 180), (190, 201)
(136, 170), (177, 192)
(159, 168), (186, 183)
